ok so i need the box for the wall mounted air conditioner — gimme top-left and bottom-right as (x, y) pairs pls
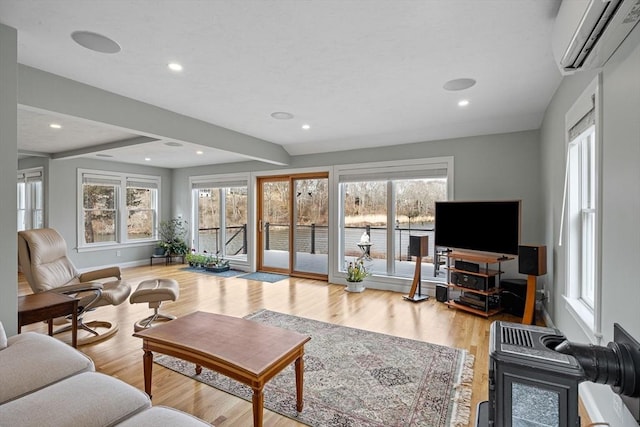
(552, 0), (640, 75)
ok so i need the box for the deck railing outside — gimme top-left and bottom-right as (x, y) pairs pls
(197, 223), (435, 261)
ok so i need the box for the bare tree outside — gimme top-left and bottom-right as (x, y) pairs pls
(127, 187), (154, 239)
(83, 184), (117, 243)
(196, 187), (248, 255)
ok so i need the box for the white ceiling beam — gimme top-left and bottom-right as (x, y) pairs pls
(51, 136), (158, 159)
(17, 150), (50, 158)
(17, 65), (290, 166)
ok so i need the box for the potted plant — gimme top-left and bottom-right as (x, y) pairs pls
(186, 252), (210, 268)
(185, 252), (199, 267)
(157, 218), (189, 258)
(345, 259), (370, 292)
(205, 252), (230, 272)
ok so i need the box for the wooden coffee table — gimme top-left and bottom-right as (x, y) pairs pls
(133, 311), (311, 427)
(18, 292), (78, 348)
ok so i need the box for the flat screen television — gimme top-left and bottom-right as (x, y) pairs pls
(435, 200), (521, 255)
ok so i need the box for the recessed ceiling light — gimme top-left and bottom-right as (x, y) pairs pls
(96, 153), (113, 158)
(168, 63), (183, 72)
(164, 141), (183, 147)
(271, 112), (294, 120)
(144, 157), (151, 161)
(49, 123), (62, 129)
(196, 150), (203, 155)
(302, 124), (311, 130)
(71, 31), (121, 54)
(458, 99), (470, 107)
(443, 78), (476, 91)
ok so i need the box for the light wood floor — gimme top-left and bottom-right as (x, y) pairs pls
(17, 264), (533, 426)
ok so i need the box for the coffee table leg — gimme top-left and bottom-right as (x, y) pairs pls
(295, 355), (304, 412)
(143, 349), (153, 398)
(252, 388), (264, 427)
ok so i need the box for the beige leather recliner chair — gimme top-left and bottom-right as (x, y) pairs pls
(18, 228), (131, 345)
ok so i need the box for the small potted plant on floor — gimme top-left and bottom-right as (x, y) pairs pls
(185, 252), (201, 267)
(345, 259), (370, 292)
(186, 252), (210, 268)
(205, 252), (230, 272)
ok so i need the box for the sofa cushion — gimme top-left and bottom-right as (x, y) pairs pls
(116, 406), (212, 426)
(0, 332), (94, 404)
(0, 321), (6, 350)
(0, 372), (151, 427)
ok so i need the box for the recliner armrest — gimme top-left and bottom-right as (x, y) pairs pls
(79, 266), (122, 282)
(50, 282), (103, 294)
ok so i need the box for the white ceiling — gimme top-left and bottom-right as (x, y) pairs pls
(1, 0), (563, 169)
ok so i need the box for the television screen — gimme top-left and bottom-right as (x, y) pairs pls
(435, 200), (521, 255)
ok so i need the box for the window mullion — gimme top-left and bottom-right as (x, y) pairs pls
(117, 177), (125, 243)
(219, 188), (226, 256)
(387, 180), (395, 274)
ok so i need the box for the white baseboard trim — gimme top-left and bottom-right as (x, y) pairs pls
(538, 303), (555, 328)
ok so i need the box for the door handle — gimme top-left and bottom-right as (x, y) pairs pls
(259, 219), (263, 232)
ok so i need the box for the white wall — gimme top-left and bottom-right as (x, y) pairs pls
(0, 24), (18, 334)
(540, 24), (640, 425)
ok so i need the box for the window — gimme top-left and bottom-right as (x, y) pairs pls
(126, 179), (158, 241)
(562, 76), (601, 339)
(567, 127), (597, 306)
(17, 168), (44, 231)
(79, 170), (160, 248)
(336, 157), (452, 280)
(191, 174), (249, 261)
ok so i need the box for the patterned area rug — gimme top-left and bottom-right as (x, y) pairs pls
(237, 272), (290, 283)
(155, 310), (474, 427)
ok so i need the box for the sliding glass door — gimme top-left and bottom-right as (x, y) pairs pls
(292, 177), (328, 276)
(258, 173), (328, 279)
(258, 177), (290, 272)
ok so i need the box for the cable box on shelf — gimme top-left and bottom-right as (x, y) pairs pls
(454, 260), (480, 273)
(450, 272), (496, 291)
(456, 294), (500, 311)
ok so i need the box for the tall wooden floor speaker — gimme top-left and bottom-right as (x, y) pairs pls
(404, 236), (429, 302)
(518, 245), (546, 325)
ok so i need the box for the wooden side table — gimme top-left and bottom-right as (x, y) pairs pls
(18, 293), (79, 348)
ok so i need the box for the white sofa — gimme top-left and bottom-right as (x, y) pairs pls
(0, 324), (210, 427)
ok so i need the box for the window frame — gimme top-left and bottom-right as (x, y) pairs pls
(17, 167), (44, 231)
(334, 157), (454, 285)
(190, 173), (250, 263)
(126, 178), (160, 242)
(562, 75), (602, 343)
(77, 169), (161, 251)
